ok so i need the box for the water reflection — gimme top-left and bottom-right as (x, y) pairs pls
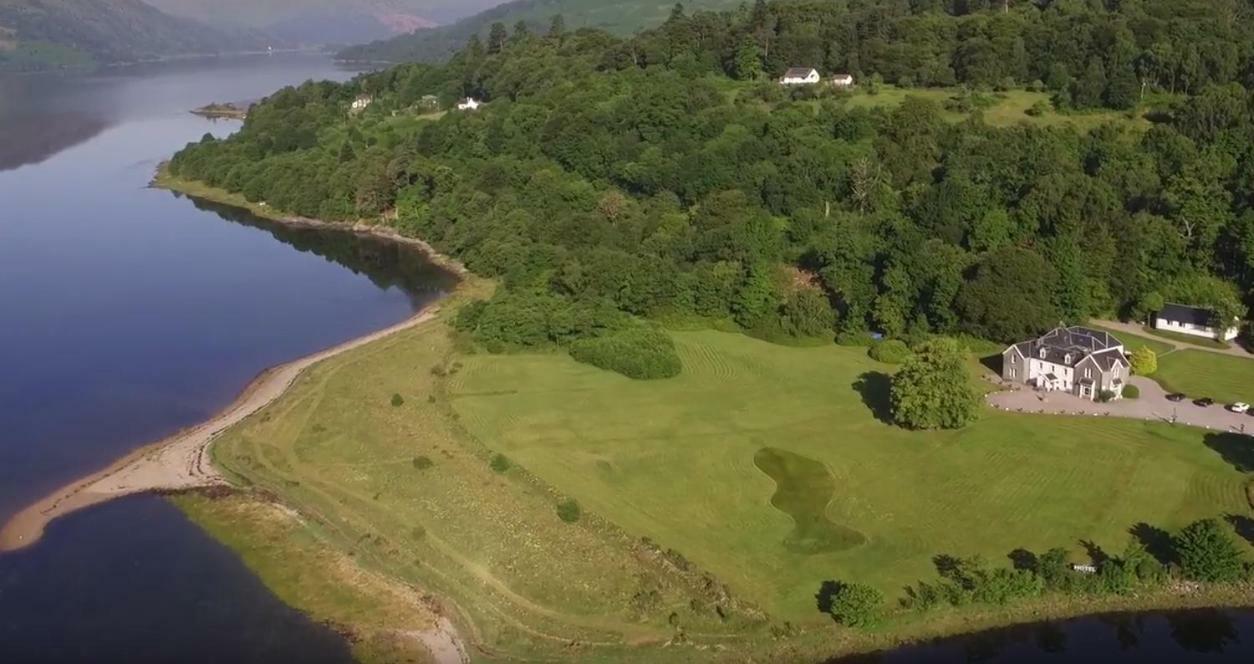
(180, 196), (459, 301)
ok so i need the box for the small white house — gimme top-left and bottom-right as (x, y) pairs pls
(350, 94), (373, 112)
(1154, 303), (1241, 341)
(831, 73), (855, 87)
(456, 97), (482, 111)
(780, 67), (821, 86)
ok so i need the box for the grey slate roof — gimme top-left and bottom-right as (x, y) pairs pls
(783, 67), (817, 78)
(1006, 326), (1128, 369)
(1158, 302), (1215, 327)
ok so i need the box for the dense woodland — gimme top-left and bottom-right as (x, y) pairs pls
(170, 0), (1254, 374)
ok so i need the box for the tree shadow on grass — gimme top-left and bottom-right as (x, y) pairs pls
(1224, 514), (1254, 546)
(815, 580), (841, 617)
(1130, 522), (1177, 565)
(1008, 548), (1038, 571)
(853, 371), (893, 424)
(1202, 433), (1254, 472)
(1079, 539), (1108, 565)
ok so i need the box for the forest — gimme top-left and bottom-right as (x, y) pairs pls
(168, 0), (1254, 375)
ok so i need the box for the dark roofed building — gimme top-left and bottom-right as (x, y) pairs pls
(1153, 303), (1240, 342)
(1002, 326), (1130, 401)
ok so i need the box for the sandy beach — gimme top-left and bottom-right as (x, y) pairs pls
(0, 306), (442, 553)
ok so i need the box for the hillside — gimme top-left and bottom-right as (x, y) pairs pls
(337, 0), (742, 63)
(146, 0), (501, 45)
(0, 0), (265, 71)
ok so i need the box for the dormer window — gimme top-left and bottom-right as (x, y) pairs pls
(1039, 348), (1047, 359)
(1064, 353), (1073, 364)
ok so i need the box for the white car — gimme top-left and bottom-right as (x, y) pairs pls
(1229, 402), (1250, 414)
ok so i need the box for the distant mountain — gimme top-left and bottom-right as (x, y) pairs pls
(146, 0), (502, 46)
(0, 0), (266, 71)
(337, 0), (742, 63)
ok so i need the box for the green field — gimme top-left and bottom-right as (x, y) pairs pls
(1090, 324), (1176, 356)
(1157, 350), (1254, 404)
(1141, 326), (1232, 350)
(204, 285), (777, 662)
(839, 86), (1148, 131)
(194, 302), (1254, 661)
(451, 330), (1252, 620)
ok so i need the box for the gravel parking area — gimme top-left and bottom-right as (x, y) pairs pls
(987, 376), (1254, 435)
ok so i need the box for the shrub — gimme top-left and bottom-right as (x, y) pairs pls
(1025, 100), (1050, 117)
(569, 326), (681, 379)
(390, 393), (405, 407)
(1174, 518), (1247, 583)
(1098, 389), (1116, 403)
(1129, 347), (1157, 376)
(556, 498), (582, 523)
(412, 456), (433, 470)
(1122, 384), (1140, 399)
(869, 339), (911, 364)
(835, 330), (876, 347)
(490, 453), (511, 473)
(825, 582), (883, 628)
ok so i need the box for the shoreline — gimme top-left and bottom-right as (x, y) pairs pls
(151, 166), (467, 278)
(0, 169), (466, 553)
(0, 305), (445, 553)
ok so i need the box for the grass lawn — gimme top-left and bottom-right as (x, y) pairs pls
(839, 86), (1146, 131)
(1141, 326), (1232, 350)
(1156, 350), (1254, 404)
(451, 330), (1253, 623)
(1089, 324), (1175, 356)
(204, 282), (770, 662)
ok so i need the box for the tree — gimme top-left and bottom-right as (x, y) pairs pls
(1129, 347), (1157, 376)
(824, 582), (883, 628)
(956, 247), (1060, 343)
(890, 338), (981, 430)
(547, 14), (566, 40)
(733, 37), (763, 81)
(487, 22), (508, 54)
(1173, 519), (1246, 583)
(1071, 59), (1107, 109)
(779, 288), (836, 338)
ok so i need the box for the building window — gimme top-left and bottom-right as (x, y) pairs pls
(1039, 348), (1047, 359)
(1009, 368), (1017, 379)
(1084, 367), (1092, 379)
(1064, 353), (1073, 364)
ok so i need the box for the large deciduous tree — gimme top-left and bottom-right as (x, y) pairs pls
(890, 338), (981, 430)
(956, 247), (1060, 342)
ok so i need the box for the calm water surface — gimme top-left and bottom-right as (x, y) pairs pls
(0, 55), (454, 661)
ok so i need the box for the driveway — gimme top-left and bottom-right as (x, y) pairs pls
(987, 376), (1254, 435)
(1091, 319), (1254, 359)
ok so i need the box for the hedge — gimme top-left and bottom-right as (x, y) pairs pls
(869, 339), (912, 364)
(569, 327), (682, 380)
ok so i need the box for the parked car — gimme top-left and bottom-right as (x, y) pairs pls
(1166, 393), (1187, 402)
(1194, 397), (1215, 407)
(1230, 402), (1250, 414)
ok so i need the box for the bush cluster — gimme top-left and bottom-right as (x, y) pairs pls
(569, 326), (682, 380)
(869, 339), (911, 364)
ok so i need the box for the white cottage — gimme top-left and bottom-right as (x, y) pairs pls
(831, 73), (855, 87)
(1154, 303), (1241, 342)
(780, 67), (821, 85)
(457, 97), (482, 111)
(350, 94), (373, 112)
